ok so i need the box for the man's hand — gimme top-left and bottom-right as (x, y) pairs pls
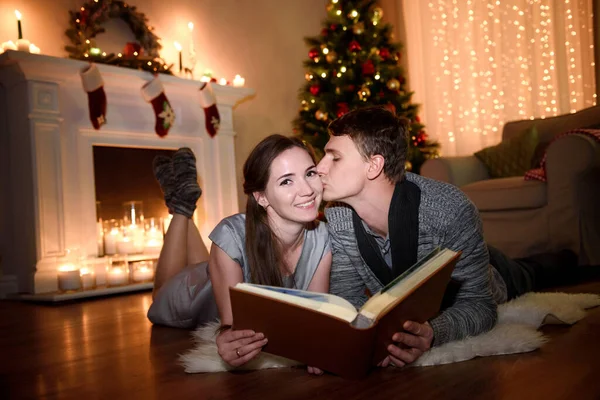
(379, 321), (434, 368)
(307, 366), (324, 375)
(216, 328), (268, 367)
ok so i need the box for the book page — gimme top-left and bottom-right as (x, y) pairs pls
(235, 283), (359, 323)
(358, 248), (457, 320)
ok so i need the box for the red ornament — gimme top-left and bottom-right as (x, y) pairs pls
(415, 115), (421, 123)
(330, 24), (337, 31)
(379, 48), (391, 60)
(346, 84), (356, 92)
(362, 60), (375, 76)
(321, 28), (329, 36)
(378, 90), (385, 98)
(349, 40), (361, 52)
(310, 84), (321, 96)
(336, 102), (349, 117)
(123, 42), (143, 57)
(308, 48), (320, 60)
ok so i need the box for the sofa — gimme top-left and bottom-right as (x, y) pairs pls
(421, 105), (600, 265)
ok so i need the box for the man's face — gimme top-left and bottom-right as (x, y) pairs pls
(316, 135), (369, 202)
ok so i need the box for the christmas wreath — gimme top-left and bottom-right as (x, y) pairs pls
(65, 0), (173, 74)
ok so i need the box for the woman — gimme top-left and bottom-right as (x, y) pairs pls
(147, 135), (331, 373)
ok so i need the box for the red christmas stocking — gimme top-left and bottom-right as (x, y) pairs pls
(80, 63), (107, 129)
(198, 82), (220, 138)
(141, 78), (175, 137)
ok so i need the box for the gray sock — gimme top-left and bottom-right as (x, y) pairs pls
(171, 147), (202, 218)
(152, 155), (175, 214)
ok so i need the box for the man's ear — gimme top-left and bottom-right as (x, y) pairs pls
(366, 155), (385, 180)
(253, 192), (269, 209)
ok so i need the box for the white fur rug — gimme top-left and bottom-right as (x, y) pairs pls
(179, 292), (600, 373)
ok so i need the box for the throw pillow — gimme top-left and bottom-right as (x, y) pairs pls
(474, 126), (539, 178)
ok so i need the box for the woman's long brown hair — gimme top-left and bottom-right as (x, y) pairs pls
(242, 134), (315, 286)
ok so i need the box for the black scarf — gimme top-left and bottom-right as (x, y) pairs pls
(352, 178), (421, 286)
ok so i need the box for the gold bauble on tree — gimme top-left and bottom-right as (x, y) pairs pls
(315, 109), (328, 121)
(387, 78), (400, 91)
(301, 100), (310, 111)
(405, 160), (412, 172)
(372, 6), (384, 23)
(305, 72), (313, 81)
(326, 51), (338, 64)
(358, 86), (371, 101)
(352, 22), (365, 35)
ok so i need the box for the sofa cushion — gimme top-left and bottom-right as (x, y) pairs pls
(474, 126), (539, 178)
(461, 177), (547, 211)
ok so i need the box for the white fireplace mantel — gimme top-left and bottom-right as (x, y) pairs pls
(0, 51), (254, 295)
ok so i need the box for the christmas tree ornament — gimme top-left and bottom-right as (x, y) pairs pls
(387, 78), (400, 91)
(404, 160), (412, 172)
(326, 51), (338, 64)
(349, 40), (361, 52)
(301, 100), (310, 111)
(315, 109), (328, 121)
(123, 42), (142, 57)
(335, 86), (341, 95)
(336, 102), (349, 117)
(370, 47), (380, 56)
(379, 48), (391, 60)
(352, 22), (365, 35)
(141, 77), (175, 137)
(321, 28), (329, 36)
(309, 84), (321, 96)
(372, 7), (384, 23)
(308, 48), (320, 60)
(80, 63), (107, 130)
(358, 86), (371, 101)
(305, 72), (314, 81)
(198, 82), (221, 138)
(362, 59), (375, 76)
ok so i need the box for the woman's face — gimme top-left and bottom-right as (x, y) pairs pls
(255, 146), (323, 225)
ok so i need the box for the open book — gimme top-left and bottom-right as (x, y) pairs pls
(230, 247), (461, 379)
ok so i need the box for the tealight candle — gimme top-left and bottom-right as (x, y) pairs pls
(232, 74), (245, 87)
(57, 265), (81, 291)
(80, 267), (96, 290)
(104, 227), (120, 255)
(132, 265), (154, 282)
(219, 78), (227, 85)
(16, 39), (31, 52)
(107, 267), (128, 286)
(2, 41), (17, 51)
(29, 44), (40, 54)
(117, 236), (136, 255)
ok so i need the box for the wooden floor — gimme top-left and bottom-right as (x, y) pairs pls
(2, 281), (600, 400)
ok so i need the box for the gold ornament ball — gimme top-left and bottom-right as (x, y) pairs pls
(372, 6), (384, 22)
(305, 72), (313, 81)
(370, 47), (380, 56)
(315, 110), (328, 121)
(358, 86), (371, 101)
(301, 100), (310, 111)
(335, 86), (341, 95)
(387, 78), (400, 91)
(405, 160), (412, 172)
(352, 22), (365, 35)
(326, 51), (337, 64)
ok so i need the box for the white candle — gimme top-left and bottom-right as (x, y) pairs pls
(29, 43), (40, 54)
(132, 266), (154, 282)
(219, 78), (227, 85)
(16, 39), (30, 52)
(232, 74), (245, 87)
(104, 228), (121, 254)
(2, 41), (17, 51)
(107, 267), (128, 286)
(117, 237), (136, 255)
(57, 265), (81, 291)
(80, 268), (96, 290)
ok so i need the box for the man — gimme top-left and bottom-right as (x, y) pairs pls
(316, 106), (578, 368)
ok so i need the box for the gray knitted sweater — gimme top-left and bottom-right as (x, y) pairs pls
(325, 173), (506, 346)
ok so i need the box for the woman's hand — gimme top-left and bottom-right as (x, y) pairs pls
(216, 328), (268, 367)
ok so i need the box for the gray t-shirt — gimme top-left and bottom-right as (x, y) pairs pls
(147, 213), (330, 328)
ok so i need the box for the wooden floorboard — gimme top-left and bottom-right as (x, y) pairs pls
(1, 280), (600, 400)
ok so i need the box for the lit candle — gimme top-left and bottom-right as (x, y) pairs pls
(80, 267), (96, 290)
(16, 38), (30, 52)
(107, 267), (128, 286)
(132, 265), (154, 282)
(57, 265), (81, 291)
(104, 227), (120, 255)
(188, 22), (195, 56)
(15, 10), (23, 40)
(174, 41), (182, 73)
(117, 236), (136, 255)
(29, 43), (40, 54)
(219, 78), (227, 85)
(233, 74), (245, 87)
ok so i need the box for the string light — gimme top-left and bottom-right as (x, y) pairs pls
(426, 0), (595, 154)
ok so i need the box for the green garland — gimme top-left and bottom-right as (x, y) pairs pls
(65, 0), (173, 74)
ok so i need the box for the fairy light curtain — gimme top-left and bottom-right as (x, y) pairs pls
(403, 0), (597, 156)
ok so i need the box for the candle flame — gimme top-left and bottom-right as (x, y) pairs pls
(174, 41), (182, 51)
(188, 22), (194, 31)
(58, 264), (77, 272)
(80, 267), (93, 275)
(15, 10), (22, 20)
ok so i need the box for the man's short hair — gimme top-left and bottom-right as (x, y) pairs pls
(327, 106), (409, 183)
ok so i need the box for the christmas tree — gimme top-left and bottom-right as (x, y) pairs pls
(293, 0), (440, 173)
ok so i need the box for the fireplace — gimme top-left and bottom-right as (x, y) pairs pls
(0, 51), (253, 296)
